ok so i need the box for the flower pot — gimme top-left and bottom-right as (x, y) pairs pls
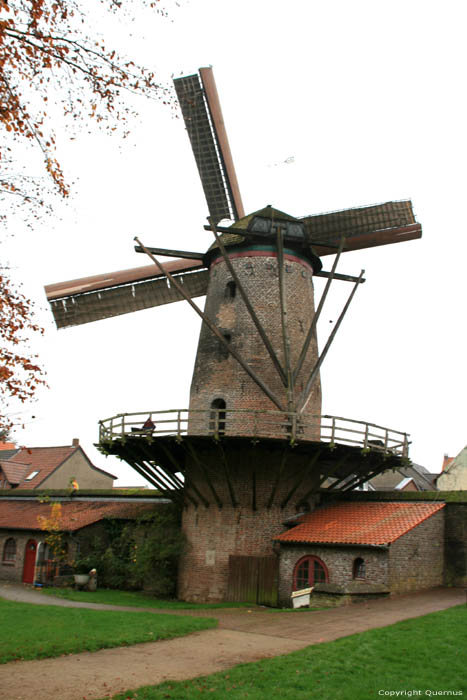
(74, 574), (90, 586)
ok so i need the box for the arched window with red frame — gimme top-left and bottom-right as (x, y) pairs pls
(293, 555), (328, 590)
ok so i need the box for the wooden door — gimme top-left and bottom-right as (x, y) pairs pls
(22, 539), (37, 584)
(226, 555), (278, 606)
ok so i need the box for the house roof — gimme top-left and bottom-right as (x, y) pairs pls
(274, 502), (445, 546)
(0, 500), (160, 532)
(0, 445), (20, 461)
(441, 455), (454, 472)
(0, 461), (29, 485)
(0, 442), (18, 451)
(2, 445), (116, 488)
(369, 463), (437, 491)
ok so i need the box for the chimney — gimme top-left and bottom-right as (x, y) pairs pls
(72, 438), (80, 447)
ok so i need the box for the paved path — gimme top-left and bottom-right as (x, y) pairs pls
(0, 584), (464, 700)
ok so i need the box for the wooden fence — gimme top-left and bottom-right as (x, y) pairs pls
(99, 408), (409, 457)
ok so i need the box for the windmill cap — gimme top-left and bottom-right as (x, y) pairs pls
(205, 205), (323, 273)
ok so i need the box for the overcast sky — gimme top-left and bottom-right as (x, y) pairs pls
(4, 0), (466, 484)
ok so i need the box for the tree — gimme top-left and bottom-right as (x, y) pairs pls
(0, 0), (175, 428)
(0, 271), (46, 431)
(0, 0), (173, 215)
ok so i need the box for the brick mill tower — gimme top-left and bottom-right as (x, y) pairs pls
(46, 68), (422, 603)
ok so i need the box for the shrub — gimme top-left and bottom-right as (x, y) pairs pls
(76, 505), (184, 596)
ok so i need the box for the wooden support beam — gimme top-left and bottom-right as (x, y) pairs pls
(134, 245), (205, 260)
(252, 468), (257, 512)
(118, 446), (185, 505)
(326, 458), (363, 491)
(135, 237), (285, 412)
(137, 441), (185, 491)
(316, 270), (366, 284)
(267, 447), (289, 509)
(317, 453), (349, 487)
(183, 440), (223, 508)
(276, 226), (295, 414)
(215, 442), (237, 507)
(342, 458), (397, 491)
(293, 236), (345, 383)
(155, 440), (210, 508)
(209, 220), (287, 387)
(297, 269), (365, 416)
(280, 447), (323, 509)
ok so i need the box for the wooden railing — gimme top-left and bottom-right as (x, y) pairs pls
(98, 409), (410, 457)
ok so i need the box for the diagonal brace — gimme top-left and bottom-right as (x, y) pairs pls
(297, 269), (365, 416)
(209, 219), (287, 386)
(293, 236), (346, 383)
(135, 237), (285, 412)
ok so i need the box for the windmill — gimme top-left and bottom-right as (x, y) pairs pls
(45, 67), (422, 603)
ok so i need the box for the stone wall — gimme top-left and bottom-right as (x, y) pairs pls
(388, 509), (444, 593)
(444, 503), (467, 586)
(277, 544), (388, 607)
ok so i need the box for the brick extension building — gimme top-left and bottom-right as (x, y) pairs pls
(275, 501), (445, 606)
(0, 497), (162, 584)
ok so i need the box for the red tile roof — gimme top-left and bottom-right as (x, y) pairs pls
(0, 461), (29, 485)
(274, 502), (445, 546)
(4, 446), (78, 488)
(0, 442), (17, 451)
(0, 501), (160, 532)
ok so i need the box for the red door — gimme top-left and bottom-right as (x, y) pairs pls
(22, 539), (37, 583)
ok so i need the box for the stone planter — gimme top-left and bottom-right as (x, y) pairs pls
(74, 574), (90, 586)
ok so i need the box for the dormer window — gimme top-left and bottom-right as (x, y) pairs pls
(25, 470), (39, 481)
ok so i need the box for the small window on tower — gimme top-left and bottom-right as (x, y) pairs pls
(219, 333), (231, 359)
(225, 281), (236, 299)
(210, 399), (226, 436)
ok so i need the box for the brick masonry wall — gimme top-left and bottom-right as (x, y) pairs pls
(179, 503), (288, 602)
(277, 545), (388, 607)
(188, 250), (322, 439)
(178, 442), (327, 601)
(443, 503), (467, 586)
(388, 510), (444, 593)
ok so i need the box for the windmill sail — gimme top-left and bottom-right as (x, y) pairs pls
(302, 200), (421, 255)
(45, 259), (208, 329)
(174, 67), (244, 224)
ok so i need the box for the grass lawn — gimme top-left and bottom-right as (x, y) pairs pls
(40, 587), (250, 609)
(0, 598), (217, 664)
(103, 605), (467, 700)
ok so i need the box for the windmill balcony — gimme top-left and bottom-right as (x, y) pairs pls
(98, 409), (410, 458)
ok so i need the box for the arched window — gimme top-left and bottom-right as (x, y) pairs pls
(2, 538), (16, 563)
(210, 399), (226, 436)
(225, 281), (236, 299)
(353, 557), (366, 579)
(293, 555), (328, 590)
